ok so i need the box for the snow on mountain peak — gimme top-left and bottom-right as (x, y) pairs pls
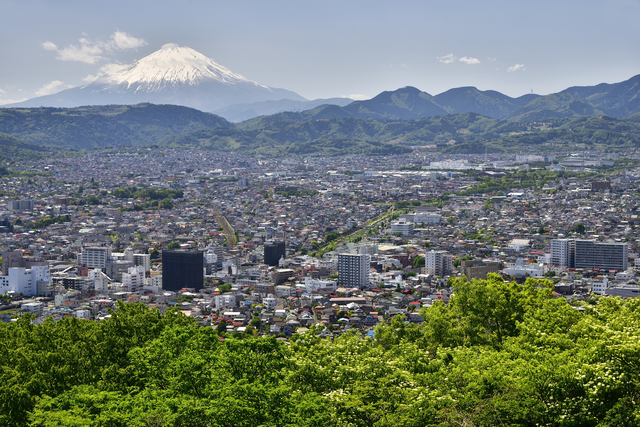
(94, 45), (267, 91)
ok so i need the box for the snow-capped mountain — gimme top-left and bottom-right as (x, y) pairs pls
(6, 44), (306, 111)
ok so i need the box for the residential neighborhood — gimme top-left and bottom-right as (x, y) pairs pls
(2, 147), (640, 339)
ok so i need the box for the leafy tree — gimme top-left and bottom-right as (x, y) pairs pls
(166, 242), (181, 250)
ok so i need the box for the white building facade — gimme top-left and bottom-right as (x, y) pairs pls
(337, 253), (371, 289)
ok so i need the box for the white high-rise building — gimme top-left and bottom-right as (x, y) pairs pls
(79, 247), (112, 269)
(338, 253), (371, 289)
(424, 250), (453, 277)
(121, 266), (145, 293)
(551, 239), (575, 268)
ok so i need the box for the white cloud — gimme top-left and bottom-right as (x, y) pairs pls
(57, 39), (104, 64)
(42, 41), (58, 51)
(507, 64), (525, 72)
(0, 88), (4, 94)
(162, 43), (180, 49)
(0, 97), (28, 106)
(438, 54), (456, 64)
(82, 62), (128, 83)
(43, 31), (147, 64)
(108, 31), (147, 51)
(459, 57), (480, 65)
(35, 80), (71, 97)
(344, 94), (370, 100)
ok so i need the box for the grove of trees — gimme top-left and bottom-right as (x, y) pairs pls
(2, 275), (640, 426)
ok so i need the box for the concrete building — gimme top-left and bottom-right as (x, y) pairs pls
(88, 269), (108, 292)
(264, 240), (286, 266)
(390, 220), (414, 235)
(214, 293), (236, 310)
(271, 269), (296, 285)
(0, 265), (51, 297)
(79, 247), (112, 270)
(122, 266), (146, 293)
(133, 253), (151, 273)
(592, 277), (609, 295)
(508, 239), (531, 252)
(148, 275), (162, 289)
(424, 250), (453, 277)
(462, 259), (502, 280)
(414, 212), (442, 224)
(21, 302), (44, 315)
(162, 249), (204, 292)
(551, 239), (575, 268)
(503, 258), (547, 278)
(7, 200), (34, 211)
(2, 251), (47, 275)
(304, 276), (337, 293)
(62, 276), (93, 291)
(338, 253), (371, 289)
(575, 240), (628, 272)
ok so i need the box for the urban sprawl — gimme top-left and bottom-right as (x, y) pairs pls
(2, 148), (640, 337)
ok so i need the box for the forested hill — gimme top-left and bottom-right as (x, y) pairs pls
(3, 103), (640, 156)
(0, 132), (53, 163)
(3, 275), (640, 426)
(0, 103), (232, 150)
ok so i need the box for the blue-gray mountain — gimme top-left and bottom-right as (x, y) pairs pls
(253, 74), (639, 122)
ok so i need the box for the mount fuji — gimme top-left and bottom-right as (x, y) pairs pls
(6, 44), (307, 111)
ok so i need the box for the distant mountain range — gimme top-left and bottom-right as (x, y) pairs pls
(1, 48), (639, 158)
(211, 97), (355, 122)
(242, 74), (639, 123)
(3, 43), (639, 124)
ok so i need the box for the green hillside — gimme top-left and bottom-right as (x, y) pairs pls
(0, 103), (232, 150)
(0, 132), (52, 163)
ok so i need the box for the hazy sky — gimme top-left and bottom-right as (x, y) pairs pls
(1, 0), (639, 105)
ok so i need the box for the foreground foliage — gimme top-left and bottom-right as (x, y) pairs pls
(2, 276), (640, 426)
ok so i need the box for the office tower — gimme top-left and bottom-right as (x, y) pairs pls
(162, 249), (204, 292)
(264, 240), (286, 266)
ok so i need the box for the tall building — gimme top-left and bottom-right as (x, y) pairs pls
(162, 249), (204, 292)
(2, 251), (47, 275)
(79, 247), (112, 270)
(575, 240), (627, 271)
(551, 239), (575, 268)
(337, 253), (371, 289)
(264, 240), (286, 266)
(0, 265), (51, 297)
(424, 250), (453, 277)
(133, 253), (151, 273)
(122, 266), (146, 293)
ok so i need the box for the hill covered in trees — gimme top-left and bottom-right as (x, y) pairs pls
(2, 275), (640, 426)
(3, 101), (640, 156)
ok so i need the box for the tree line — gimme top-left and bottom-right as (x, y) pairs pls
(2, 275), (639, 426)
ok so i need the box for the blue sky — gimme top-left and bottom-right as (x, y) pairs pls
(1, 0), (639, 105)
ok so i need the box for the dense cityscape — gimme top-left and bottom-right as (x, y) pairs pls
(1, 148), (638, 330)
